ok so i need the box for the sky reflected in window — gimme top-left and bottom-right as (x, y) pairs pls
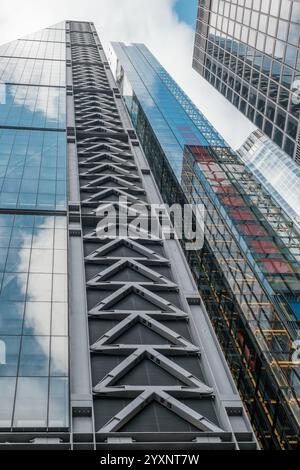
(0, 215), (68, 430)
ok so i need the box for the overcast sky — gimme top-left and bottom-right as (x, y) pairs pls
(0, 0), (255, 149)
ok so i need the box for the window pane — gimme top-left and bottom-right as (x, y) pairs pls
(19, 336), (50, 376)
(53, 250), (67, 274)
(51, 303), (68, 336)
(0, 273), (28, 301)
(27, 274), (52, 301)
(32, 229), (54, 249)
(0, 301), (24, 335)
(6, 248), (31, 273)
(13, 377), (48, 428)
(50, 337), (68, 376)
(0, 336), (21, 376)
(23, 302), (51, 336)
(52, 275), (67, 302)
(29, 249), (53, 273)
(48, 377), (69, 428)
(0, 377), (16, 427)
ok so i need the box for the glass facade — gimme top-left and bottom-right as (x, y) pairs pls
(238, 129), (300, 226)
(0, 57), (66, 87)
(0, 40), (66, 61)
(0, 24), (69, 432)
(0, 85), (66, 129)
(193, 0), (300, 163)
(0, 129), (66, 211)
(0, 24), (67, 211)
(114, 42), (227, 179)
(0, 214), (68, 429)
(114, 42), (300, 449)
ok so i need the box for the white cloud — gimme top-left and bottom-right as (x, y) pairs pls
(0, 0), (255, 149)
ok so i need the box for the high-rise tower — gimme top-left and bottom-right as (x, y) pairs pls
(193, 0), (300, 164)
(238, 129), (300, 228)
(0, 22), (69, 436)
(113, 41), (300, 450)
(0, 22), (257, 451)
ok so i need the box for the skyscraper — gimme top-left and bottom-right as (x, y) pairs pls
(238, 129), (300, 227)
(113, 42), (300, 449)
(0, 21), (69, 436)
(0, 22), (257, 451)
(193, 0), (300, 163)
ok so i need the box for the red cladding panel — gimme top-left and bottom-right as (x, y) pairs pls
(231, 209), (256, 221)
(190, 146), (215, 163)
(214, 186), (236, 194)
(197, 156), (214, 162)
(261, 259), (293, 274)
(250, 240), (279, 254)
(222, 196), (245, 207)
(208, 174), (227, 183)
(238, 224), (268, 236)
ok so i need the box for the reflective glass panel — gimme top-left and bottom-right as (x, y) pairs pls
(0, 215), (68, 429)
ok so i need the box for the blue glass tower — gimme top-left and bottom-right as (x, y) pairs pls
(114, 43), (228, 181)
(0, 22), (68, 433)
(113, 42), (300, 449)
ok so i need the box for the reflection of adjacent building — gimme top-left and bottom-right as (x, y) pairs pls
(238, 129), (300, 228)
(193, 0), (300, 164)
(114, 42), (300, 449)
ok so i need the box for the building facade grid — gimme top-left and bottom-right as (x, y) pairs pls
(193, 0), (300, 163)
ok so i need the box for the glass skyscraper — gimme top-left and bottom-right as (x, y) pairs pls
(113, 41), (300, 449)
(193, 0), (300, 164)
(238, 129), (300, 227)
(0, 22), (257, 451)
(0, 21), (69, 433)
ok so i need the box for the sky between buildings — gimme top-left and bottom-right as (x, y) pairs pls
(0, 0), (255, 149)
(174, 0), (198, 29)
